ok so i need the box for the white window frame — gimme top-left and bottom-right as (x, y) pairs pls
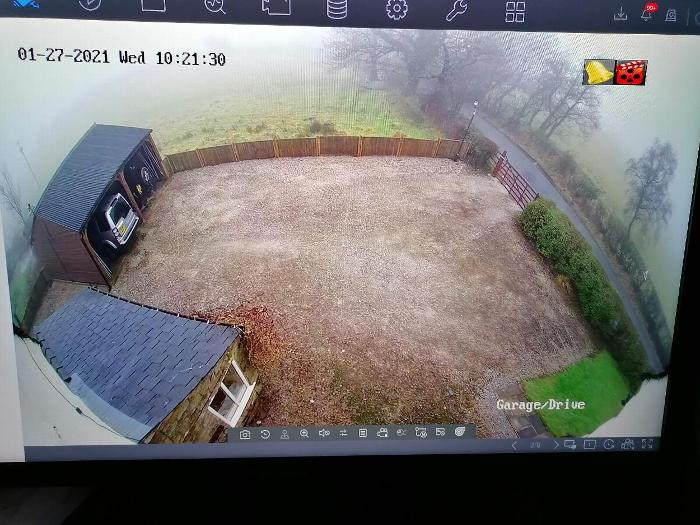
(207, 358), (256, 428)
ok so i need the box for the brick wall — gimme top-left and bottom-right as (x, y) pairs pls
(144, 336), (259, 444)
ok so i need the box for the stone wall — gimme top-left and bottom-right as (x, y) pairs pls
(144, 336), (259, 444)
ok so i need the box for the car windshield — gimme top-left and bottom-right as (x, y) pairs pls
(108, 196), (132, 225)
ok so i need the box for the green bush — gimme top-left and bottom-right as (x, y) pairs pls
(520, 198), (648, 388)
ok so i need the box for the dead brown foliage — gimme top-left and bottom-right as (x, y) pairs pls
(191, 302), (284, 371)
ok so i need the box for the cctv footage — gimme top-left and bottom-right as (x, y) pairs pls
(1, 17), (698, 452)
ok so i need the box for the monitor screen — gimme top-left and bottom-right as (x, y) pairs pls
(0, 0), (698, 462)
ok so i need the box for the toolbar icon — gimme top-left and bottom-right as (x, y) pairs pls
(142, 0), (166, 12)
(455, 426), (467, 437)
(299, 429), (309, 438)
(435, 427), (446, 437)
(396, 428), (407, 437)
(204, 0), (226, 15)
(641, 438), (655, 449)
(583, 439), (597, 450)
(665, 8), (677, 22)
(262, 0), (291, 16)
(327, 0), (347, 20)
(260, 429), (271, 439)
(386, 0), (408, 21)
(621, 438), (636, 450)
(613, 6), (628, 21)
(563, 439), (577, 450)
(239, 429), (251, 440)
(641, 2), (658, 21)
(446, 0), (468, 22)
(13, 0), (40, 7)
(377, 427), (389, 438)
(359, 428), (368, 438)
(319, 428), (331, 437)
(281, 430), (290, 440)
(415, 427), (428, 439)
(505, 1), (525, 23)
(603, 439), (615, 450)
(78, 0), (100, 11)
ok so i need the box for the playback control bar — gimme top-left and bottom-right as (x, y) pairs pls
(25, 435), (661, 461)
(1, 0), (700, 35)
(229, 424), (477, 442)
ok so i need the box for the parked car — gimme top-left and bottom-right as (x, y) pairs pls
(89, 192), (140, 262)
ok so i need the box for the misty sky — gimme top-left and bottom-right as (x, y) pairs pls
(1, 19), (698, 326)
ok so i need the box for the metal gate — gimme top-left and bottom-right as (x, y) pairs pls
(491, 151), (539, 209)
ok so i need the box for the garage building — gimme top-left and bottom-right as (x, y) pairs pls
(32, 124), (166, 286)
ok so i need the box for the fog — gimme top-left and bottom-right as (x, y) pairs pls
(1, 19), (698, 329)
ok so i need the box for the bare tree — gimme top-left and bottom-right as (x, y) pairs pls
(537, 75), (601, 138)
(327, 29), (447, 96)
(0, 163), (29, 234)
(625, 139), (677, 239)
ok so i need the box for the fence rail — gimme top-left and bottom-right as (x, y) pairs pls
(162, 136), (463, 176)
(491, 151), (539, 209)
(161, 138), (536, 211)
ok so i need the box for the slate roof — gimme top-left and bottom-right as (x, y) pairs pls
(33, 289), (241, 441)
(34, 124), (152, 232)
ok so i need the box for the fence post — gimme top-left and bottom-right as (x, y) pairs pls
(432, 139), (441, 158)
(493, 150), (507, 178)
(397, 135), (405, 156)
(163, 155), (174, 177)
(195, 149), (205, 168)
(230, 143), (239, 162)
(273, 139), (280, 158)
(357, 136), (363, 157)
(316, 136), (321, 156)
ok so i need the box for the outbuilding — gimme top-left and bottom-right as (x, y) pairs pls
(33, 288), (259, 443)
(32, 124), (167, 286)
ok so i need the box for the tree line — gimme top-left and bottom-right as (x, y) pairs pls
(328, 29), (676, 356)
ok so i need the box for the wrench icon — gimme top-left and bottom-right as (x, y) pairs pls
(446, 0), (468, 21)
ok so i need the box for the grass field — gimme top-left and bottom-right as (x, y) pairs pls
(145, 68), (443, 155)
(524, 351), (631, 437)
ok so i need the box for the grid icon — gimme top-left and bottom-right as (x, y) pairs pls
(505, 1), (525, 23)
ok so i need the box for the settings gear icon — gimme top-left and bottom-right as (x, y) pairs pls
(386, 0), (408, 21)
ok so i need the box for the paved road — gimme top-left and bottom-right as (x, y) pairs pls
(473, 115), (664, 373)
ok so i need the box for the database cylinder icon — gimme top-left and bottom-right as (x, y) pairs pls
(327, 0), (348, 19)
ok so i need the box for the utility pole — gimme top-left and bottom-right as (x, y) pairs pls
(454, 100), (478, 162)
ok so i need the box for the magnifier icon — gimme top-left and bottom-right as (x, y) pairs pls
(204, 0), (226, 14)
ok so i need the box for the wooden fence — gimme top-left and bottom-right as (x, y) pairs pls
(161, 138), (536, 211)
(162, 136), (467, 176)
(491, 151), (539, 209)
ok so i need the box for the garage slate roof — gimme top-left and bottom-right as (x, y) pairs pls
(33, 289), (241, 442)
(34, 124), (152, 232)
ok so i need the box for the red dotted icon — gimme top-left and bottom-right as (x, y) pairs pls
(615, 60), (647, 85)
(644, 2), (659, 13)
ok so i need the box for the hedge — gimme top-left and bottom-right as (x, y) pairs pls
(520, 198), (648, 388)
(468, 131), (500, 170)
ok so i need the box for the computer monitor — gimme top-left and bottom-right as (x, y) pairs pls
(0, 0), (698, 466)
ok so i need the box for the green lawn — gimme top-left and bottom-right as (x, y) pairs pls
(147, 72), (442, 155)
(524, 352), (631, 437)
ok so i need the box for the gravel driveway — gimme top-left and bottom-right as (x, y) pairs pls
(111, 156), (595, 437)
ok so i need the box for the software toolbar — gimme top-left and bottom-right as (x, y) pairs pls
(3, 0), (700, 34)
(22, 435), (660, 462)
(230, 425), (477, 441)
